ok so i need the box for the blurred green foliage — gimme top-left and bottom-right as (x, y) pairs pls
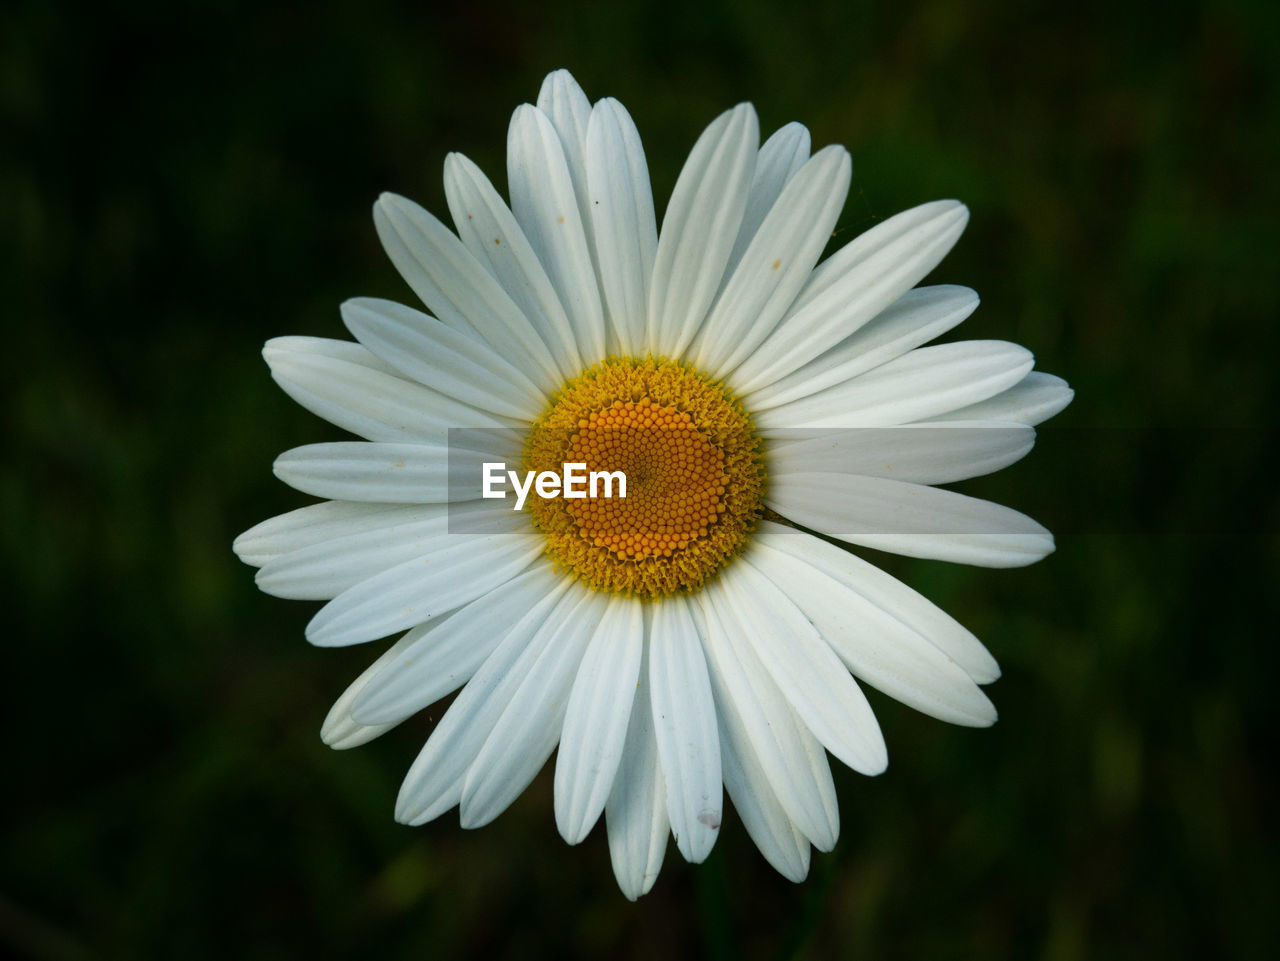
(3, 0), (1278, 958)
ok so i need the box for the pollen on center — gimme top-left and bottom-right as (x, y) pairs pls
(523, 357), (764, 598)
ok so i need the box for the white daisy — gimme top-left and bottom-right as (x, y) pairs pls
(234, 69), (1072, 899)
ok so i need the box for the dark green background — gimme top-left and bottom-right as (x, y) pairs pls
(4, 0), (1277, 957)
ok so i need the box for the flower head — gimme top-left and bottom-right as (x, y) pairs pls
(235, 69), (1072, 898)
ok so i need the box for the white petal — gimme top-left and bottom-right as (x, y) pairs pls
(234, 501), (426, 568)
(320, 631), (420, 750)
(270, 438), (517, 507)
(732, 200), (970, 394)
(768, 423), (1035, 485)
(442, 153), (582, 380)
(394, 580), (579, 826)
(508, 105), (606, 364)
(648, 103), (759, 356)
(745, 285), (979, 410)
(721, 562), (887, 775)
(696, 145), (852, 379)
(273, 442), (448, 503)
(756, 341), (1034, 430)
(719, 707), (811, 882)
(264, 337), (511, 442)
(304, 533), (543, 646)
(929, 371), (1075, 426)
(254, 506), (448, 600)
(536, 69), (594, 239)
(695, 587), (840, 851)
(748, 536), (996, 725)
(554, 596), (645, 844)
(351, 562), (565, 725)
(460, 590), (605, 828)
(535, 71), (611, 350)
(767, 472), (1054, 568)
(341, 296), (547, 420)
(262, 335), (400, 374)
(373, 192), (563, 392)
(586, 97), (658, 356)
(649, 596), (722, 863)
(722, 122), (811, 279)
(605, 633), (669, 901)
(756, 520), (1000, 684)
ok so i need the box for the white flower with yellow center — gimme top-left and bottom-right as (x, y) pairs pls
(235, 69), (1072, 899)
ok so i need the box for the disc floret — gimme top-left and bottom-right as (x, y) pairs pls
(523, 357), (764, 598)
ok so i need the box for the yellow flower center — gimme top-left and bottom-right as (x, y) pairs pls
(523, 357), (764, 598)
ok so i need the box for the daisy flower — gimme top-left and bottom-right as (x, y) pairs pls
(234, 69), (1072, 899)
